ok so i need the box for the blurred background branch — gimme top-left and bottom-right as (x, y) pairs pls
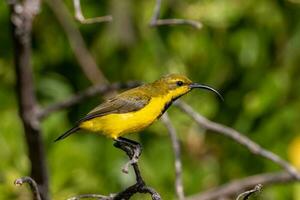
(9, 0), (49, 199)
(175, 101), (300, 179)
(45, 0), (108, 85)
(73, 0), (112, 24)
(150, 0), (202, 29)
(187, 172), (295, 200)
(37, 81), (140, 119)
(162, 113), (185, 200)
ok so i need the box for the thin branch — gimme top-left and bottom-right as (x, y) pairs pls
(37, 81), (140, 119)
(14, 177), (42, 200)
(73, 0), (112, 24)
(175, 101), (300, 179)
(67, 194), (111, 200)
(187, 171), (295, 200)
(150, 0), (202, 29)
(236, 184), (262, 200)
(9, 0), (49, 199)
(151, 18), (203, 29)
(113, 141), (161, 200)
(162, 113), (185, 200)
(45, 0), (108, 85)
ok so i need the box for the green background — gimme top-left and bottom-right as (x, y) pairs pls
(1, 0), (300, 199)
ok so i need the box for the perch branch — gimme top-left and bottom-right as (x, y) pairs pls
(45, 0), (108, 85)
(73, 0), (112, 24)
(175, 101), (300, 179)
(113, 140), (161, 200)
(150, 0), (202, 29)
(162, 113), (185, 200)
(14, 177), (42, 200)
(236, 184), (262, 200)
(69, 140), (161, 200)
(187, 171), (294, 200)
(9, 0), (49, 199)
(38, 81), (140, 119)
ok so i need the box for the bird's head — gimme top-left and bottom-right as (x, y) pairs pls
(153, 74), (223, 100)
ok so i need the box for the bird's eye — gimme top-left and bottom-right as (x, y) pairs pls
(176, 81), (184, 86)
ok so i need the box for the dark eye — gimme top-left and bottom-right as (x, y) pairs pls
(176, 81), (184, 86)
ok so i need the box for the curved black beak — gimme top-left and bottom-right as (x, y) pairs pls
(189, 83), (224, 101)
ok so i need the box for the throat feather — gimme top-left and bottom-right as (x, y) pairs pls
(160, 100), (173, 116)
(158, 93), (186, 117)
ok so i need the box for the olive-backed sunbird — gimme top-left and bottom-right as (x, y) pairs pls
(55, 74), (222, 142)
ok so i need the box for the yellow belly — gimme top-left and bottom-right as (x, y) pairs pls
(79, 96), (169, 139)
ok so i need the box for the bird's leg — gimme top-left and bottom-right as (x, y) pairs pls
(114, 137), (142, 174)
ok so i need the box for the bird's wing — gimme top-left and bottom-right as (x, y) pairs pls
(78, 90), (151, 123)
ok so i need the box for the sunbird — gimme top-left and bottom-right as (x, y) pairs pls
(55, 74), (222, 169)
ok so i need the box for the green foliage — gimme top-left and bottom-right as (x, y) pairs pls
(1, 0), (300, 199)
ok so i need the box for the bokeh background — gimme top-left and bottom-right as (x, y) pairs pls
(1, 0), (300, 199)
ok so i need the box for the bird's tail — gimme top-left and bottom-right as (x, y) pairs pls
(54, 126), (80, 142)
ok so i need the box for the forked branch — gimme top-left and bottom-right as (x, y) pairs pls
(66, 140), (161, 200)
(236, 184), (262, 200)
(113, 140), (161, 200)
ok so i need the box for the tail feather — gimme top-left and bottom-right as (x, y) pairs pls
(54, 126), (80, 142)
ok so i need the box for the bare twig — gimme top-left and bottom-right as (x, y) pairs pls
(9, 0), (49, 199)
(162, 113), (185, 200)
(175, 101), (300, 179)
(73, 0), (112, 24)
(14, 177), (42, 200)
(150, 0), (202, 29)
(187, 171), (295, 200)
(236, 184), (262, 200)
(38, 81), (140, 119)
(45, 0), (108, 85)
(67, 194), (111, 200)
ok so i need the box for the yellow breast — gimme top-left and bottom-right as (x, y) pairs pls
(79, 95), (172, 139)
